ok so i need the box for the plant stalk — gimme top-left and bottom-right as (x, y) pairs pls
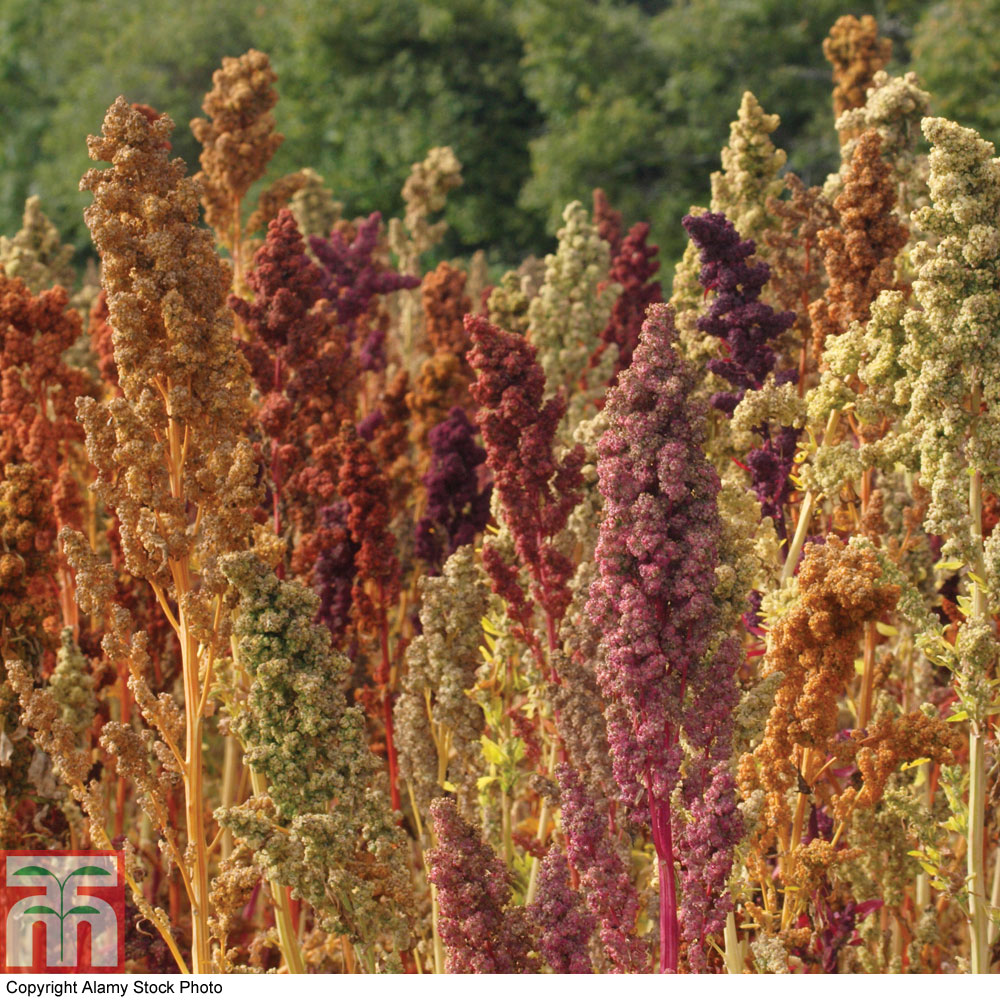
(988, 833), (1000, 947)
(179, 616), (211, 973)
(651, 795), (679, 973)
(967, 412), (990, 972)
(220, 734), (240, 861)
(782, 410), (840, 585)
(249, 768), (306, 974)
(724, 911), (743, 973)
(525, 739), (560, 907)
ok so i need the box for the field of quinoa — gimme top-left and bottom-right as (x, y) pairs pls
(2, 8), (1000, 975)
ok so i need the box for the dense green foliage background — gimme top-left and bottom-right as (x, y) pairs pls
(3, 0), (999, 269)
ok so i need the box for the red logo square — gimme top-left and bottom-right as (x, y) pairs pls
(1, 850), (126, 973)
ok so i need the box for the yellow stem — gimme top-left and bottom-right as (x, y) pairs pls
(781, 748), (812, 930)
(220, 734), (240, 861)
(149, 581), (181, 634)
(724, 911), (744, 974)
(65, 780), (189, 973)
(525, 739), (559, 907)
(859, 621), (877, 729)
(782, 410), (841, 584)
(431, 882), (445, 974)
(195, 596), (224, 720)
(180, 617), (210, 972)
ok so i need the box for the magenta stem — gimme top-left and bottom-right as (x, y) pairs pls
(650, 794), (679, 972)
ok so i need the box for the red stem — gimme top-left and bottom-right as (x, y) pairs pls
(650, 794), (679, 973)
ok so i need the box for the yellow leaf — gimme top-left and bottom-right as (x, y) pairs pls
(947, 710), (969, 722)
(901, 757), (930, 771)
(480, 736), (504, 765)
(875, 621), (898, 637)
(934, 558), (964, 573)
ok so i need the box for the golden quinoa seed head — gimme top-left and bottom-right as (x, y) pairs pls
(78, 97), (257, 597)
(191, 49), (284, 242)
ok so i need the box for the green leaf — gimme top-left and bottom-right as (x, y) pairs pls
(23, 905), (58, 915)
(947, 710), (969, 722)
(875, 621), (898, 637)
(12, 865), (56, 879)
(66, 905), (100, 915)
(68, 866), (110, 879)
(476, 775), (497, 791)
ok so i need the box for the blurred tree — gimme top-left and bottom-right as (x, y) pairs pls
(911, 0), (1000, 142)
(1, 0), (261, 256)
(517, 0), (870, 267)
(514, 0), (668, 241)
(0, 1), (57, 242)
(0, 0), (943, 274)
(267, 0), (545, 263)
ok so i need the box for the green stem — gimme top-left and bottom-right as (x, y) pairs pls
(988, 833), (1000, 948)
(969, 726), (989, 972)
(357, 942), (377, 974)
(501, 785), (513, 867)
(916, 763), (931, 910)
(968, 439), (990, 973)
(249, 769), (306, 974)
(59, 877), (66, 962)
